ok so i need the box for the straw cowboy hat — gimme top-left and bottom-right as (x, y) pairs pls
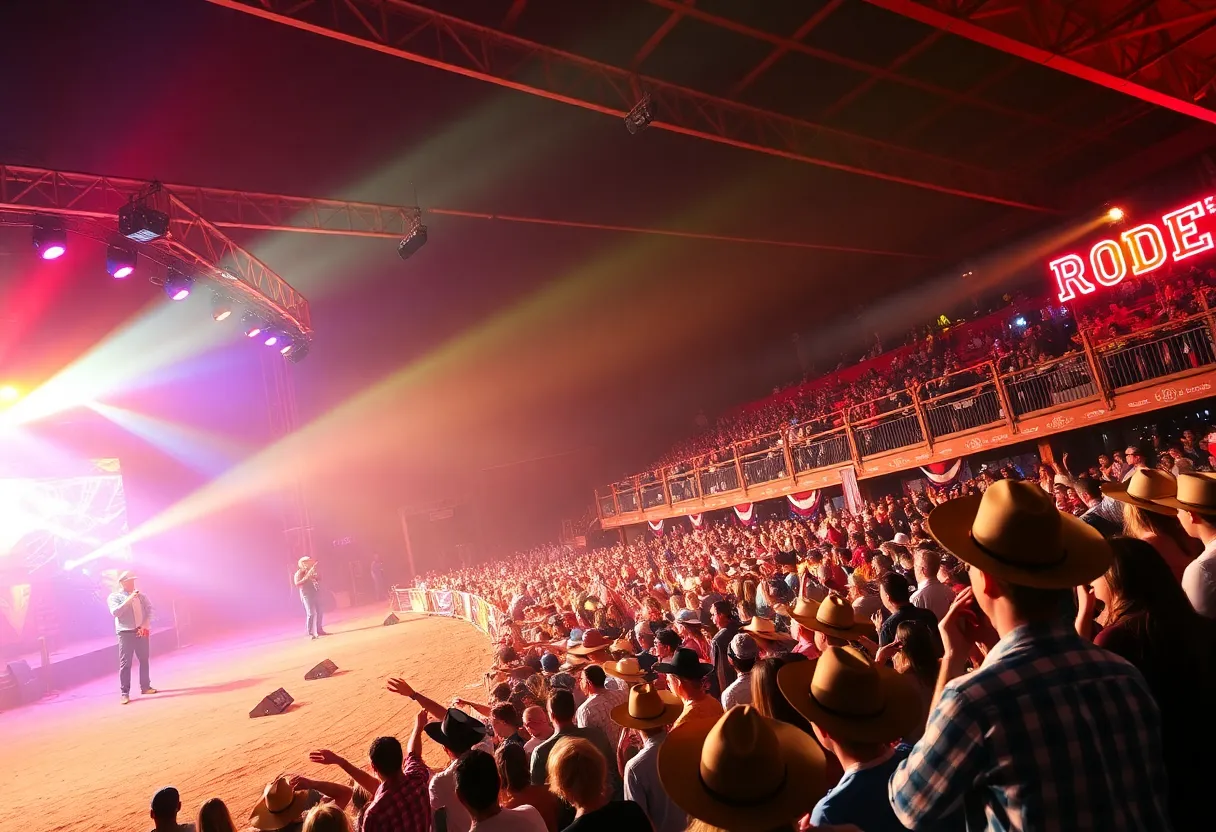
(566, 629), (612, 656)
(1151, 472), (1216, 516)
(658, 705), (827, 832)
(1101, 469), (1178, 516)
(777, 645), (923, 744)
(785, 594), (875, 641)
(602, 656), (650, 683)
(610, 682), (682, 730)
(608, 636), (634, 655)
(740, 616), (793, 644)
(249, 777), (312, 831)
(927, 478), (1112, 589)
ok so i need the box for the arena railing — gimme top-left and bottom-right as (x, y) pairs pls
(595, 296), (1216, 520)
(389, 586), (504, 643)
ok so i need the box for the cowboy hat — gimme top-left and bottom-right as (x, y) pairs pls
(658, 705), (826, 832)
(566, 629), (611, 656)
(674, 609), (702, 626)
(776, 645), (923, 744)
(424, 707), (487, 754)
(786, 594), (875, 641)
(772, 596), (817, 621)
(740, 616), (793, 644)
(927, 478), (1112, 589)
(249, 777), (313, 831)
(610, 683), (683, 730)
(602, 656), (649, 683)
(608, 636), (634, 655)
(1150, 472), (1216, 516)
(653, 647), (714, 680)
(297, 556), (315, 568)
(116, 570), (138, 583)
(1101, 469), (1178, 516)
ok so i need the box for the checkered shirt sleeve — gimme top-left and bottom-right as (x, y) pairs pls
(360, 751), (431, 832)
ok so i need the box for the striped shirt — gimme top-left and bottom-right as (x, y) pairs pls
(889, 622), (1170, 831)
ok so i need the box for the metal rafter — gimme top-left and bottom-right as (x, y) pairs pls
(728, 0), (845, 96)
(0, 165), (312, 337)
(206, 0), (1055, 211)
(632, 0), (694, 69)
(863, 0), (1216, 124)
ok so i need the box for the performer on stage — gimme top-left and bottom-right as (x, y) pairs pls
(107, 570), (156, 705)
(293, 556), (328, 639)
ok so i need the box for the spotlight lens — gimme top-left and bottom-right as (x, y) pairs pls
(1108, 206), (1125, 221)
(280, 344), (293, 355)
(264, 335), (278, 346)
(246, 327), (262, 338)
(41, 245), (66, 261)
(112, 265), (134, 279)
(214, 309), (232, 322)
(171, 288), (191, 301)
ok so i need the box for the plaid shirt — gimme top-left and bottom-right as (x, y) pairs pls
(360, 751), (431, 832)
(889, 622), (1171, 831)
(576, 687), (628, 749)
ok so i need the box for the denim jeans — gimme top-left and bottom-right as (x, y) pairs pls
(301, 591), (323, 636)
(118, 630), (151, 694)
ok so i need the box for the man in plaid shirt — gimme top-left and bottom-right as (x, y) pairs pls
(310, 709), (432, 832)
(890, 480), (1172, 831)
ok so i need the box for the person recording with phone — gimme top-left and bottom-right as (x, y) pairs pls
(107, 570), (157, 705)
(294, 556), (329, 639)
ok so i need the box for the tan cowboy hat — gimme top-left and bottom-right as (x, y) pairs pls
(602, 656), (649, 683)
(249, 777), (312, 831)
(786, 594), (875, 641)
(297, 556), (315, 568)
(772, 597), (818, 620)
(927, 478), (1112, 589)
(658, 705), (827, 832)
(608, 637), (634, 655)
(740, 616), (793, 644)
(116, 570), (137, 583)
(610, 683), (682, 730)
(777, 645), (923, 744)
(1151, 472), (1216, 516)
(1101, 469), (1178, 516)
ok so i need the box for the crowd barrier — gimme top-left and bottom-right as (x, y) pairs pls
(389, 586), (504, 643)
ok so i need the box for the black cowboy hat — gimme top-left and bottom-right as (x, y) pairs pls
(653, 647), (714, 680)
(424, 707), (487, 754)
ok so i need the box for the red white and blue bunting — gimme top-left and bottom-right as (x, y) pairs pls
(734, 503), (755, 526)
(688, 513), (705, 529)
(647, 519), (665, 536)
(787, 490), (821, 518)
(920, 459), (963, 486)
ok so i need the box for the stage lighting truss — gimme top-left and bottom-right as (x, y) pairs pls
(106, 242), (137, 278)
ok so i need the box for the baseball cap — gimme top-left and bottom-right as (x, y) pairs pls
(728, 633), (758, 661)
(540, 653), (560, 673)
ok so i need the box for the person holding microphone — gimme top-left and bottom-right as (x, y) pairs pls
(107, 570), (157, 705)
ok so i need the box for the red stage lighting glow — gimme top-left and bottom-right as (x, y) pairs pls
(1049, 196), (1216, 302)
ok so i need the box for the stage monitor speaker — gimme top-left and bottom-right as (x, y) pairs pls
(249, 687), (294, 718)
(304, 659), (338, 681)
(383, 612), (400, 626)
(0, 660), (38, 709)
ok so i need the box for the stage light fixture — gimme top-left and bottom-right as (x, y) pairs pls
(263, 331), (280, 347)
(624, 92), (654, 135)
(118, 201), (170, 242)
(163, 272), (194, 301)
(211, 295), (234, 322)
(106, 243), (137, 278)
(242, 312), (265, 338)
(397, 225), (428, 260)
(33, 220), (67, 260)
(278, 335), (295, 356)
(1106, 206), (1125, 223)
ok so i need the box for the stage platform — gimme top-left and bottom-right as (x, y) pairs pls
(2, 605), (493, 832)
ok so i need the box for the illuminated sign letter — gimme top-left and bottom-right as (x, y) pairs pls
(1162, 201), (1215, 262)
(1121, 224), (1168, 275)
(1089, 239), (1127, 287)
(1050, 254), (1093, 302)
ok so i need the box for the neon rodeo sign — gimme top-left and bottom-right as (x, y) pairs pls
(1049, 195), (1216, 303)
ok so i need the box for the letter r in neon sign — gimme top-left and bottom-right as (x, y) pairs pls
(1050, 254), (1094, 303)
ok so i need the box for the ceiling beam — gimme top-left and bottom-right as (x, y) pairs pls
(205, 0), (1056, 211)
(728, 0), (845, 97)
(631, 0), (694, 69)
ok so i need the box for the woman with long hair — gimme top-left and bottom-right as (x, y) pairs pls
(751, 655), (843, 786)
(1121, 502), (1199, 582)
(875, 620), (939, 744)
(496, 739), (560, 831)
(1077, 537), (1216, 831)
(300, 804), (350, 832)
(197, 798), (236, 832)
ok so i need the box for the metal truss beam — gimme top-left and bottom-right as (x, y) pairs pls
(632, 0), (693, 69)
(0, 165), (312, 337)
(729, 0), (845, 96)
(206, 0), (1056, 212)
(863, 0), (1216, 125)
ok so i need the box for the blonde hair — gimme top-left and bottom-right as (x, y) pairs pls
(546, 736), (606, 809)
(301, 804), (351, 832)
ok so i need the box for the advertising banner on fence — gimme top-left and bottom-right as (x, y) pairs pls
(458, 592), (474, 623)
(407, 589), (428, 613)
(431, 590), (454, 616)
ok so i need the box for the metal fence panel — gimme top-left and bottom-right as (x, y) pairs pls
(923, 387), (1002, 439)
(1098, 322), (1216, 390)
(792, 431), (851, 473)
(852, 411), (924, 457)
(699, 464), (740, 496)
(1002, 357), (1097, 418)
(742, 451), (788, 487)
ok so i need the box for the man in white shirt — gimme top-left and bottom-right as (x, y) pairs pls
(456, 749), (546, 832)
(908, 546), (955, 621)
(720, 633), (756, 710)
(1157, 473), (1216, 618)
(419, 707), (489, 832)
(107, 571), (157, 705)
(613, 684), (686, 832)
(575, 665), (627, 749)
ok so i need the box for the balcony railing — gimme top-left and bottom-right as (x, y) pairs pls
(595, 307), (1216, 521)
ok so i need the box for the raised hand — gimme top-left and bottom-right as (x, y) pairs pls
(387, 678), (414, 698)
(308, 749), (340, 766)
(938, 587), (977, 659)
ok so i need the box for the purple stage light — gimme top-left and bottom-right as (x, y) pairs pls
(163, 271), (194, 301)
(41, 244), (66, 260)
(112, 264), (134, 278)
(33, 220), (68, 260)
(106, 242), (137, 278)
(264, 334), (279, 347)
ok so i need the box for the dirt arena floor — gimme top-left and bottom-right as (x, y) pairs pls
(2, 608), (492, 832)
